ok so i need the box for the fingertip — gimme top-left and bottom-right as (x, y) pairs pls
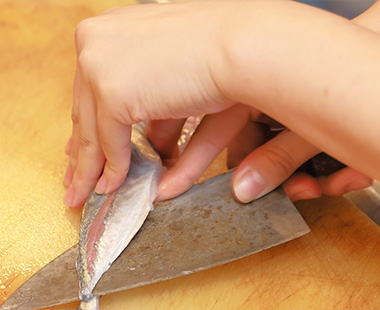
(344, 179), (373, 192)
(95, 174), (108, 194)
(66, 183), (90, 209)
(64, 185), (85, 209)
(230, 130), (321, 203)
(288, 190), (321, 202)
(64, 184), (74, 207)
(318, 167), (373, 196)
(99, 162), (129, 195)
(155, 170), (176, 201)
(155, 188), (169, 202)
(232, 169), (268, 203)
(155, 168), (194, 201)
(283, 172), (322, 202)
(71, 198), (86, 209)
(65, 164), (103, 208)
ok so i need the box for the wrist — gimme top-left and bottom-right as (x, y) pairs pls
(209, 0), (281, 108)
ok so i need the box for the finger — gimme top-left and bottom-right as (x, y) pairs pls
(232, 130), (320, 203)
(317, 167), (373, 196)
(255, 113), (285, 131)
(227, 121), (269, 169)
(65, 83), (105, 208)
(283, 172), (322, 202)
(65, 136), (73, 155)
(95, 105), (132, 195)
(146, 119), (186, 166)
(157, 104), (250, 201)
(64, 69), (81, 188)
(64, 135), (77, 188)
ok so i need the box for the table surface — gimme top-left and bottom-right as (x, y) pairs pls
(1, 1), (380, 309)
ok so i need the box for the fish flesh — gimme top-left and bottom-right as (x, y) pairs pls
(76, 122), (163, 309)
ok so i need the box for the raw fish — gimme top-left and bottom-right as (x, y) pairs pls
(76, 122), (162, 309)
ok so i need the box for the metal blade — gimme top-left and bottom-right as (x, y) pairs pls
(344, 180), (380, 225)
(1, 170), (310, 310)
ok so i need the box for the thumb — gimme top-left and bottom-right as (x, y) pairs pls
(232, 130), (319, 203)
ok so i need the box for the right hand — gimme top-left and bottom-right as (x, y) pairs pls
(148, 107), (372, 203)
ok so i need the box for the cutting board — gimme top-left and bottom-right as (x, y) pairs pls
(1, 1), (380, 309)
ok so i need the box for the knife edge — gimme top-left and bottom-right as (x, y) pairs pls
(1, 170), (310, 310)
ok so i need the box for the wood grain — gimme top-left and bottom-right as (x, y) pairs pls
(1, 1), (380, 309)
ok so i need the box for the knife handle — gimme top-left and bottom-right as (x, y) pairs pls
(297, 153), (346, 177)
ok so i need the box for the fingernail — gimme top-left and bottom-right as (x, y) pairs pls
(345, 180), (372, 192)
(291, 190), (320, 202)
(234, 170), (266, 203)
(156, 169), (180, 201)
(64, 184), (74, 207)
(95, 175), (108, 194)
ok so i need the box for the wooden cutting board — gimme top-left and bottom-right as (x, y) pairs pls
(1, 1), (380, 309)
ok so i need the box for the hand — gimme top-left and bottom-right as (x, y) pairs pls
(226, 122), (373, 202)
(150, 106), (372, 203)
(64, 0), (379, 207)
(64, 3), (232, 208)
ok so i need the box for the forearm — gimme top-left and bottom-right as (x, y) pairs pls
(214, 0), (380, 180)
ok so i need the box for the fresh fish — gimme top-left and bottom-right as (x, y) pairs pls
(76, 122), (163, 309)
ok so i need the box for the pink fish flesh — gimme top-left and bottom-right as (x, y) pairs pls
(76, 122), (162, 309)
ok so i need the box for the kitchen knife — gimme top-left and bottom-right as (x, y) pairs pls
(0, 170), (310, 310)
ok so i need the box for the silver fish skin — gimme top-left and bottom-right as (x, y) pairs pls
(78, 296), (100, 310)
(76, 122), (163, 309)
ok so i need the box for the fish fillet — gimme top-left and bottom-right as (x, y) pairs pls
(76, 122), (162, 309)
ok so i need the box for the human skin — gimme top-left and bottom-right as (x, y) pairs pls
(64, 0), (380, 208)
(222, 0), (380, 201)
(155, 0), (380, 203)
(146, 0), (380, 203)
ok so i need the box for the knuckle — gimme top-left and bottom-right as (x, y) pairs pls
(105, 151), (130, 174)
(74, 168), (86, 182)
(74, 168), (98, 185)
(97, 90), (140, 125)
(69, 146), (78, 161)
(71, 110), (79, 125)
(117, 107), (143, 126)
(264, 145), (298, 177)
(76, 49), (96, 76)
(75, 17), (97, 49)
(106, 161), (123, 174)
(105, 160), (129, 183)
(79, 134), (97, 151)
(75, 21), (101, 77)
(75, 165), (100, 184)
(96, 79), (121, 100)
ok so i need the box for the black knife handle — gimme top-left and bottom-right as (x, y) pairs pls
(297, 153), (346, 177)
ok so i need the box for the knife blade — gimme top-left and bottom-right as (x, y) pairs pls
(0, 170), (310, 310)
